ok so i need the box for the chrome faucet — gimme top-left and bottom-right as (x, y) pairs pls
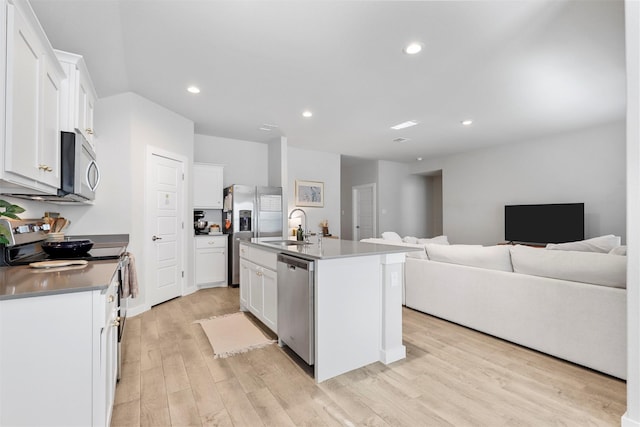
(289, 208), (309, 242)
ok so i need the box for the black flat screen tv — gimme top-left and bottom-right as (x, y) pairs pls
(504, 203), (584, 244)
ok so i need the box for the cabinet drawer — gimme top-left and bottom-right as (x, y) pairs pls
(195, 236), (227, 249)
(246, 247), (277, 270)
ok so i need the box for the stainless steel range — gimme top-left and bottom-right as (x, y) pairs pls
(0, 218), (130, 380)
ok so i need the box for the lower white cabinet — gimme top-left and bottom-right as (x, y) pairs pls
(195, 235), (227, 287)
(239, 243), (277, 333)
(0, 271), (119, 427)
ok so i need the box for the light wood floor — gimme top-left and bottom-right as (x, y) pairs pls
(111, 287), (626, 426)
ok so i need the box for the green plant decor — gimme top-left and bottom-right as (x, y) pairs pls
(0, 200), (25, 245)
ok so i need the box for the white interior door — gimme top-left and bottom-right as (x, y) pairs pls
(353, 183), (376, 240)
(147, 152), (184, 306)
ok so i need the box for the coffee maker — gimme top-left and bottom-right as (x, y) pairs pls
(194, 210), (208, 234)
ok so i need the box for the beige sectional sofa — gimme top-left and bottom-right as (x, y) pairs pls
(361, 235), (627, 379)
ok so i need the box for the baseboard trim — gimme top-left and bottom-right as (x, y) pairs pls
(622, 412), (640, 427)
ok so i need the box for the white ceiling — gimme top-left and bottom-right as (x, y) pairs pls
(29, 0), (626, 163)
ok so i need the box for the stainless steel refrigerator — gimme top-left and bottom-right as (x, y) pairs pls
(223, 185), (283, 286)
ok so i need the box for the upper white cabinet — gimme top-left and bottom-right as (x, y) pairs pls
(193, 163), (224, 209)
(1, 0), (65, 193)
(56, 49), (98, 146)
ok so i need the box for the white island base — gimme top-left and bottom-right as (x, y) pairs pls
(314, 252), (406, 382)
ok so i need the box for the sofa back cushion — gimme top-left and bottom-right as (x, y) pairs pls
(510, 244), (626, 288)
(360, 238), (428, 259)
(425, 244), (513, 272)
(545, 235), (621, 253)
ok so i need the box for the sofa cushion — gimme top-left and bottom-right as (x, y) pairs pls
(545, 235), (621, 253)
(425, 244), (513, 272)
(510, 244), (626, 288)
(609, 245), (627, 256)
(360, 238), (427, 259)
(381, 231), (402, 242)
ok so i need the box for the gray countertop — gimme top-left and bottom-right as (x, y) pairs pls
(0, 260), (120, 300)
(0, 234), (128, 301)
(249, 238), (417, 261)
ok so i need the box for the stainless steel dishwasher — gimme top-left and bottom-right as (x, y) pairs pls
(277, 253), (315, 365)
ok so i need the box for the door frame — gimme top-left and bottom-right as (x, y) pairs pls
(144, 146), (188, 307)
(352, 183), (377, 240)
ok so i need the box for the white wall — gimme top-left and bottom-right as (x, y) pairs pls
(410, 121), (626, 245)
(287, 147), (340, 237)
(194, 134), (268, 187)
(340, 156), (377, 240)
(623, 1), (639, 425)
(50, 92), (194, 314)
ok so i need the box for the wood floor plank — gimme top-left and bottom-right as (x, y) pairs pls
(216, 377), (266, 426)
(112, 287), (626, 427)
(167, 388), (201, 427)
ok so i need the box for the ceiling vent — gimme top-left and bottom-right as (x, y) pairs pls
(393, 137), (410, 143)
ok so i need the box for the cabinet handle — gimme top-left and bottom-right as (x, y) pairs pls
(86, 128), (94, 135)
(108, 295), (115, 303)
(113, 319), (120, 327)
(256, 271), (263, 277)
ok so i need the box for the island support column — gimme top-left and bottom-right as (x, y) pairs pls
(380, 252), (407, 364)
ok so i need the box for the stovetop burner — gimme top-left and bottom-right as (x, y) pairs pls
(0, 218), (126, 266)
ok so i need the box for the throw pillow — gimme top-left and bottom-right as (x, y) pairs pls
(403, 236), (419, 244)
(381, 231), (402, 242)
(417, 235), (450, 245)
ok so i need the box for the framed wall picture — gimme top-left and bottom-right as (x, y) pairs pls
(295, 180), (324, 207)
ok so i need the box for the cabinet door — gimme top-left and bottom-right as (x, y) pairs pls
(249, 265), (264, 316)
(39, 58), (62, 187)
(195, 248), (226, 285)
(5, 4), (40, 181)
(77, 70), (95, 144)
(262, 267), (278, 333)
(193, 164), (223, 209)
(239, 259), (251, 309)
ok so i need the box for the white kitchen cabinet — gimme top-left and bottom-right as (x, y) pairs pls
(193, 163), (224, 209)
(1, 0), (65, 194)
(195, 235), (227, 287)
(56, 49), (98, 146)
(0, 271), (119, 427)
(239, 242), (277, 333)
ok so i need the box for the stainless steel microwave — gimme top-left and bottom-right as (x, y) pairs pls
(59, 131), (100, 202)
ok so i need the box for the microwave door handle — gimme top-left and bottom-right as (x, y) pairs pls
(86, 160), (101, 191)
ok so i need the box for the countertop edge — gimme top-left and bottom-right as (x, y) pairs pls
(244, 239), (416, 261)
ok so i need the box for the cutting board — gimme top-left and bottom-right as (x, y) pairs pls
(29, 260), (89, 269)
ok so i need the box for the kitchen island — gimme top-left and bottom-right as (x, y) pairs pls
(241, 238), (414, 382)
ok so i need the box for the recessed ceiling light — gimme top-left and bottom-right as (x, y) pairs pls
(259, 127), (272, 131)
(416, 157), (423, 161)
(393, 137), (410, 143)
(187, 86), (200, 94)
(302, 110), (313, 118)
(403, 42), (423, 55)
(461, 119), (473, 126)
(391, 120), (418, 130)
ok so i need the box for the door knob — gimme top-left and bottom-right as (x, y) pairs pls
(152, 235), (163, 241)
